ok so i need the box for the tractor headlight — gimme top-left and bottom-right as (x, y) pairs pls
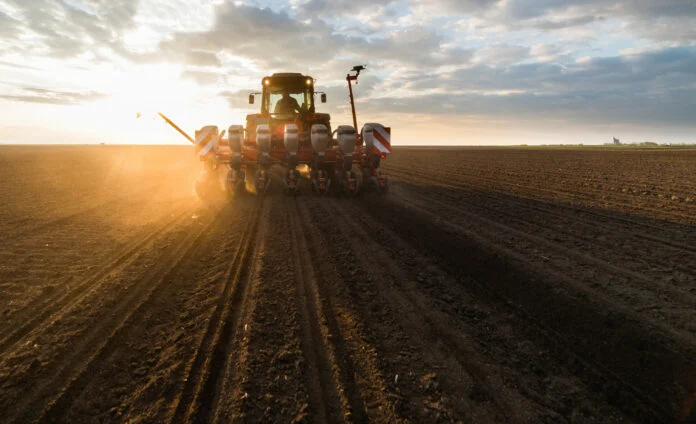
(306, 78), (313, 86)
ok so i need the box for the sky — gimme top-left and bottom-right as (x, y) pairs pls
(0, 0), (694, 146)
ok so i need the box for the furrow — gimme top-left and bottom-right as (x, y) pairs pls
(319, 197), (518, 422)
(288, 196), (367, 423)
(397, 166), (696, 256)
(170, 198), (265, 424)
(0, 204), (191, 353)
(389, 186), (696, 337)
(9, 206), (223, 424)
(357, 193), (682, 422)
(389, 164), (696, 229)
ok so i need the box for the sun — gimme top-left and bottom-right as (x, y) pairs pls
(115, 64), (196, 119)
(81, 63), (247, 145)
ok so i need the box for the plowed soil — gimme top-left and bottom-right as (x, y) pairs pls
(1, 145), (695, 423)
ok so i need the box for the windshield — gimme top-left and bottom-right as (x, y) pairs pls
(263, 85), (314, 115)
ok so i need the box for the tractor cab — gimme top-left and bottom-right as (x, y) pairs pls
(261, 73), (315, 116)
(247, 73), (330, 145)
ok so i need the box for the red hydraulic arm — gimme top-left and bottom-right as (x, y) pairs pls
(346, 65), (366, 145)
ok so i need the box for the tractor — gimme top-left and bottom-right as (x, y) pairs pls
(160, 66), (391, 199)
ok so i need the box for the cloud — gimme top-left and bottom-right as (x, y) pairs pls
(183, 51), (221, 67)
(0, 11), (19, 37)
(297, 0), (399, 14)
(159, 2), (473, 71)
(473, 44), (531, 65)
(0, 60), (40, 70)
(219, 89), (255, 109)
(1, 0), (138, 58)
(417, 0), (696, 41)
(413, 45), (696, 95)
(147, 2), (695, 131)
(0, 87), (107, 105)
(533, 14), (601, 30)
(158, 3), (352, 70)
(351, 45), (696, 128)
(414, 0), (501, 14)
(0, 0), (694, 143)
(181, 70), (221, 85)
(345, 26), (475, 67)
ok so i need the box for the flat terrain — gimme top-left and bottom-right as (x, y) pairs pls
(0, 145), (695, 423)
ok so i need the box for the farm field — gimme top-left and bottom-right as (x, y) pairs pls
(0, 145), (695, 423)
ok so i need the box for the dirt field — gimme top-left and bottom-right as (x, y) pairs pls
(0, 145), (694, 423)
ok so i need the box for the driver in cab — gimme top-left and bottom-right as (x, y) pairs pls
(274, 89), (301, 114)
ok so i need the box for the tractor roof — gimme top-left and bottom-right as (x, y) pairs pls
(270, 72), (305, 78)
(261, 73), (314, 90)
(264, 73), (313, 83)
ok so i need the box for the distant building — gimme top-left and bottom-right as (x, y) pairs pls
(613, 137), (621, 145)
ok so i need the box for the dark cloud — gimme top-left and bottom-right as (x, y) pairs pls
(298, 0), (398, 13)
(533, 14), (602, 30)
(158, 2), (473, 71)
(490, 0), (696, 21)
(159, 3), (345, 68)
(362, 87), (696, 128)
(0, 87), (107, 105)
(345, 27), (475, 67)
(419, 0), (696, 41)
(397, 45), (696, 96)
(295, 0), (405, 33)
(357, 45), (696, 127)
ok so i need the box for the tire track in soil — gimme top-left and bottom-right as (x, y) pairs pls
(5, 204), (225, 424)
(213, 195), (310, 423)
(294, 197), (410, 423)
(388, 183), (696, 350)
(389, 165), (696, 237)
(287, 196), (367, 423)
(314, 197), (523, 423)
(392, 166), (696, 256)
(300, 196), (483, 422)
(388, 173), (696, 339)
(33, 199), (258, 423)
(170, 197), (266, 424)
(357, 193), (687, 422)
(390, 185), (696, 324)
(0, 202), (191, 354)
(389, 160), (696, 225)
(312, 196), (630, 422)
(425, 181), (696, 276)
